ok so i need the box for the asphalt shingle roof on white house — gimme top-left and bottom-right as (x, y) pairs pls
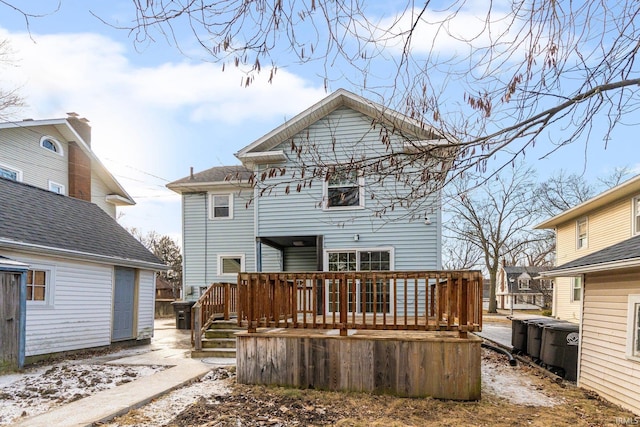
(0, 177), (165, 269)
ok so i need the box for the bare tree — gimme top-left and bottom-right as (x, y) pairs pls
(129, 228), (183, 299)
(441, 237), (483, 270)
(0, 39), (24, 120)
(446, 164), (541, 313)
(122, 1), (640, 192)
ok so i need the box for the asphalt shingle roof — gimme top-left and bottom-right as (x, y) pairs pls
(554, 233), (640, 271)
(169, 165), (252, 186)
(0, 178), (164, 267)
(503, 266), (552, 275)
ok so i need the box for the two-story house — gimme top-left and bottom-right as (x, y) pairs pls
(0, 115), (165, 367)
(536, 174), (640, 415)
(535, 174), (640, 322)
(168, 89), (446, 306)
(496, 265), (553, 310)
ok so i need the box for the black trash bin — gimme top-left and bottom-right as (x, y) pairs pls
(172, 300), (196, 330)
(511, 318), (530, 354)
(526, 318), (564, 361)
(540, 322), (580, 381)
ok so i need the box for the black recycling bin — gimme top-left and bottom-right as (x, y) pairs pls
(540, 322), (580, 381)
(172, 300), (196, 330)
(511, 318), (530, 354)
(526, 318), (563, 360)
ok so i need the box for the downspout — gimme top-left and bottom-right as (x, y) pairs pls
(204, 193), (208, 290)
(19, 271), (26, 369)
(577, 273), (585, 387)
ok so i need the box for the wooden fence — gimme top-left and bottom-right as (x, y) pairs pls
(237, 270), (482, 337)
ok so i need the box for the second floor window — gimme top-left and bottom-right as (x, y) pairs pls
(577, 217), (588, 249)
(518, 279), (530, 290)
(325, 169), (363, 209)
(209, 194), (233, 219)
(0, 164), (21, 181)
(634, 196), (640, 235)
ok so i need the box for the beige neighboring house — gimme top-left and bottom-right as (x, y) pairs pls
(535, 174), (640, 322)
(536, 174), (640, 415)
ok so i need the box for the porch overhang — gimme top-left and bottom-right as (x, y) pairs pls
(257, 235), (319, 250)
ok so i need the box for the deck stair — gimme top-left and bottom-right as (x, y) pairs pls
(191, 319), (242, 359)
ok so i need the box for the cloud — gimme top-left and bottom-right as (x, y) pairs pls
(0, 26), (326, 236)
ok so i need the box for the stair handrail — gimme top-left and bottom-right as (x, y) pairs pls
(191, 282), (237, 351)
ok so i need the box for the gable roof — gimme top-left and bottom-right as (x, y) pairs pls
(541, 234), (640, 276)
(503, 266), (552, 276)
(167, 165), (252, 193)
(235, 88), (447, 161)
(0, 178), (165, 269)
(0, 117), (135, 205)
(535, 174), (640, 229)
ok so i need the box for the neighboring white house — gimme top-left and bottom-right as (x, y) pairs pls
(0, 116), (165, 361)
(168, 89), (449, 303)
(496, 265), (553, 310)
(0, 113), (135, 218)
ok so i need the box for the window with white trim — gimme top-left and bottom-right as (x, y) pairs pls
(571, 276), (582, 302)
(324, 169), (364, 209)
(218, 254), (244, 276)
(633, 196), (640, 235)
(0, 163), (22, 181)
(26, 267), (54, 305)
(518, 279), (531, 290)
(40, 136), (63, 156)
(627, 295), (640, 360)
(576, 217), (588, 249)
(209, 193), (233, 219)
(326, 249), (392, 313)
(48, 180), (66, 195)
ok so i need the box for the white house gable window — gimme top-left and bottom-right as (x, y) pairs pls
(518, 279), (531, 290)
(324, 169), (364, 209)
(209, 193), (233, 219)
(0, 163), (22, 181)
(40, 136), (63, 156)
(576, 217), (588, 249)
(633, 196), (640, 235)
(627, 294), (640, 360)
(218, 254), (244, 276)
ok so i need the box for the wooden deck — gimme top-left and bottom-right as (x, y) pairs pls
(236, 327), (482, 400)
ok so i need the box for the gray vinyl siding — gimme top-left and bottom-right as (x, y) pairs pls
(253, 108), (440, 314)
(256, 107), (440, 272)
(284, 247), (317, 272)
(0, 126), (68, 191)
(182, 190), (255, 300)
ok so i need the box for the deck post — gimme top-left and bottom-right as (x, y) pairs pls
(193, 303), (202, 351)
(339, 277), (347, 336)
(223, 283), (231, 320)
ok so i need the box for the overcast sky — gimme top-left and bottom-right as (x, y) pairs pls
(0, 1), (637, 243)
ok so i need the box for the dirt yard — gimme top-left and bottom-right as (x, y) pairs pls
(103, 349), (635, 427)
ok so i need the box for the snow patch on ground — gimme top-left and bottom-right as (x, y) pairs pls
(103, 368), (233, 427)
(0, 361), (164, 425)
(481, 352), (561, 407)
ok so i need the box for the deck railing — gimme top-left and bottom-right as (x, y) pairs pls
(237, 270), (482, 337)
(191, 282), (237, 350)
